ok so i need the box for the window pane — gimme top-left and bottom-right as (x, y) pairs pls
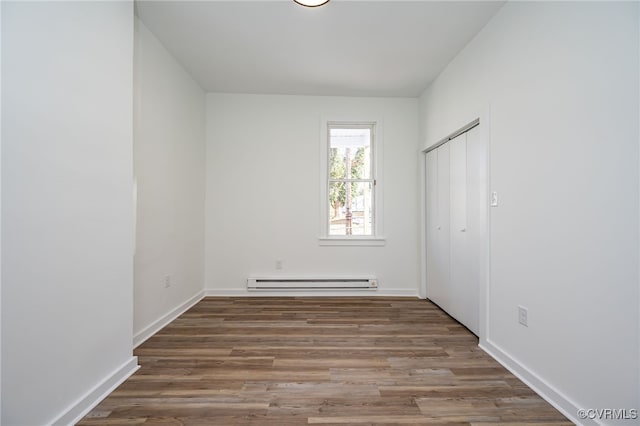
(329, 147), (347, 180)
(329, 128), (371, 179)
(329, 181), (373, 236)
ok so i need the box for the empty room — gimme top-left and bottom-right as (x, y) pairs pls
(1, 0), (639, 425)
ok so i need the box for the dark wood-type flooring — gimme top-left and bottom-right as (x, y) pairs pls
(79, 297), (570, 425)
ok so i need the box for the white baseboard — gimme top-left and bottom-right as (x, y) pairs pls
(51, 356), (139, 426)
(204, 288), (419, 298)
(480, 339), (587, 426)
(133, 290), (205, 348)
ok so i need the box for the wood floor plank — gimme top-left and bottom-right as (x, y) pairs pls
(78, 297), (570, 425)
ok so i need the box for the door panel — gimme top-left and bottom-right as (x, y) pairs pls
(426, 143), (451, 311)
(464, 126), (484, 335)
(449, 133), (469, 330)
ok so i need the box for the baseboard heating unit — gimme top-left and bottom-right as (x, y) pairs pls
(247, 277), (378, 291)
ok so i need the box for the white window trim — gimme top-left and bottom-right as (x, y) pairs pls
(319, 116), (385, 246)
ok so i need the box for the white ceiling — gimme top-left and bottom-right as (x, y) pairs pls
(136, 0), (505, 97)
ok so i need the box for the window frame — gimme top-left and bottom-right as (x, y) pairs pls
(319, 118), (385, 246)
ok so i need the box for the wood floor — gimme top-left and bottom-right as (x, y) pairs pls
(79, 297), (570, 425)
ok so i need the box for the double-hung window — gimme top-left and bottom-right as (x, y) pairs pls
(320, 121), (384, 245)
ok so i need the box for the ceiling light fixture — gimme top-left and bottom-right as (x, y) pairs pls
(294, 0), (330, 8)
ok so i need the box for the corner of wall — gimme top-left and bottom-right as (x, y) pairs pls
(50, 358), (139, 426)
(133, 290), (205, 348)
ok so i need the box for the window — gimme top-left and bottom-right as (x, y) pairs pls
(328, 125), (374, 235)
(320, 120), (384, 245)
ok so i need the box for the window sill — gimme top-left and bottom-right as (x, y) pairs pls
(318, 237), (386, 247)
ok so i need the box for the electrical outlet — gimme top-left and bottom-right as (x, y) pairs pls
(518, 305), (528, 327)
(164, 275), (171, 288)
(276, 260), (283, 270)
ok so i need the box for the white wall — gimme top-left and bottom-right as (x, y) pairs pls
(133, 19), (205, 345)
(206, 94), (419, 296)
(1, 2), (137, 425)
(420, 2), (639, 423)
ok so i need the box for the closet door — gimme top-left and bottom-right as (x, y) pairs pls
(426, 143), (451, 311)
(464, 126), (484, 335)
(449, 133), (470, 331)
(425, 125), (483, 336)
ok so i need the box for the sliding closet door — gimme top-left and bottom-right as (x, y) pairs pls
(449, 133), (471, 331)
(426, 143), (451, 311)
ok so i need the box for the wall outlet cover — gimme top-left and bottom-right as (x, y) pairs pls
(518, 305), (528, 327)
